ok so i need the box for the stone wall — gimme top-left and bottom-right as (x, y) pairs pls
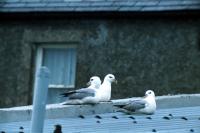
(0, 16), (200, 107)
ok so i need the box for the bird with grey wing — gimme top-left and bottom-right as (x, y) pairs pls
(114, 90), (156, 115)
(60, 76), (102, 105)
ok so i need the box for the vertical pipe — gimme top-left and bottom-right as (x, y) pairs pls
(30, 67), (50, 133)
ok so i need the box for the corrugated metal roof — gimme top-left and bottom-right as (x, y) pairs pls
(1, 106), (200, 133)
(0, 0), (200, 13)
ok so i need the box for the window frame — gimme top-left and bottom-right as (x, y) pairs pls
(35, 44), (77, 88)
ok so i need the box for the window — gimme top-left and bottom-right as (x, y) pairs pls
(36, 44), (76, 88)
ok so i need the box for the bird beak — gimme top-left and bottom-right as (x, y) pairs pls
(86, 81), (91, 86)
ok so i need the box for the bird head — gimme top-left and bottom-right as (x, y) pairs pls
(87, 76), (102, 89)
(145, 90), (155, 98)
(104, 74), (117, 84)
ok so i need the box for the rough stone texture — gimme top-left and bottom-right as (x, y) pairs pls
(0, 17), (200, 107)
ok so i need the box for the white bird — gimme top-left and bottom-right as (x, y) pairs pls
(60, 76), (102, 105)
(98, 74), (117, 102)
(115, 90), (156, 115)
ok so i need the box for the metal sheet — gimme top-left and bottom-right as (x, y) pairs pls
(0, 0), (200, 12)
(1, 106), (200, 133)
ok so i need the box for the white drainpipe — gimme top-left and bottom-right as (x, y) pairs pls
(30, 67), (50, 133)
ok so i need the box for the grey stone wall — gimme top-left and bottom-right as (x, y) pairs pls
(0, 17), (200, 107)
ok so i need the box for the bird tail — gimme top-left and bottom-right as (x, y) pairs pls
(113, 104), (125, 111)
(114, 107), (133, 115)
(60, 91), (75, 97)
(113, 104), (126, 108)
(113, 103), (133, 115)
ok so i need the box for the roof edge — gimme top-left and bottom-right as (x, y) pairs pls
(1, 93), (200, 123)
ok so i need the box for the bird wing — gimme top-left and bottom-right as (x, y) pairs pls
(123, 99), (146, 111)
(61, 88), (95, 99)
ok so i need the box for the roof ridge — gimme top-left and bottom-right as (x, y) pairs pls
(0, 0), (200, 13)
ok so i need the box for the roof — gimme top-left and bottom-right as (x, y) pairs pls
(0, 0), (200, 13)
(1, 94), (200, 133)
(1, 106), (200, 133)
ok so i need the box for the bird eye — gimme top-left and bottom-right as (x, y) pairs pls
(91, 79), (94, 81)
(149, 92), (151, 94)
(109, 76), (113, 78)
